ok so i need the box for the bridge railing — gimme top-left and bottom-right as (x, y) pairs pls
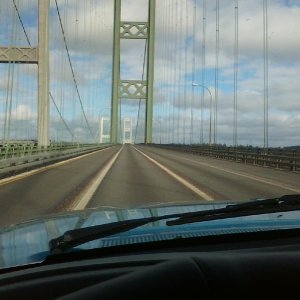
(0, 142), (105, 159)
(149, 144), (300, 172)
(0, 142), (114, 175)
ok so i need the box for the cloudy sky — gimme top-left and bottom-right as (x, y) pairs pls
(0, 0), (299, 146)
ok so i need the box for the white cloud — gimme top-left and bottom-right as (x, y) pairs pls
(0, 0), (299, 146)
(11, 104), (37, 121)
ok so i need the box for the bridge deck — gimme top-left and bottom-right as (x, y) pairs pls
(0, 144), (299, 227)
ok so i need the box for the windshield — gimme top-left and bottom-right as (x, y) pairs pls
(0, 0), (299, 263)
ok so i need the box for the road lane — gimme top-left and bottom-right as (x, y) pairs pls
(1, 143), (299, 228)
(136, 145), (300, 201)
(87, 144), (200, 208)
(0, 146), (121, 227)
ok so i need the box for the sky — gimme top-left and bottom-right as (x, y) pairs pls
(0, 0), (299, 147)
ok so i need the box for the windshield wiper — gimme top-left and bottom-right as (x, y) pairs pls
(49, 215), (178, 254)
(49, 194), (300, 254)
(167, 194), (300, 226)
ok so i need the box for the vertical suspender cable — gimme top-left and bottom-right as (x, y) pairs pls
(171, 0), (176, 143)
(157, 1), (163, 144)
(233, 0), (239, 147)
(165, 0), (169, 143)
(263, 0), (269, 149)
(201, 0), (206, 144)
(168, 0), (172, 143)
(183, 0), (188, 145)
(167, 0), (171, 144)
(191, 0), (196, 145)
(214, 0), (219, 145)
(4, 3), (17, 142)
(179, 0), (184, 144)
(162, 0), (167, 144)
(175, 0), (180, 144)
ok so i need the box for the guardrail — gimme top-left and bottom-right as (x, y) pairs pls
(149, 144), (300, 172)
(0, 142), (89, 160)
(0, 143), (114, 177)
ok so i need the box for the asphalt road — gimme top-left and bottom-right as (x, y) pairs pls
(87, 144), (200, 208)
(0, 144), (299, 227)
(0, 146), (121, 227)
(133, 145), (300, 201)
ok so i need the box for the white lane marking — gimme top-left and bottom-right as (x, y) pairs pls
(71, 147), (123, 210)
(164, 152), (300, 194)
(0, 146), (117, 187)
(133, 146), (214, 201)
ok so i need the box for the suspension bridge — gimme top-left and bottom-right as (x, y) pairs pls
(0, 0), (299, 227)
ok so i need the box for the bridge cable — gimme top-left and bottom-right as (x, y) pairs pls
(263, 0), (269, 149)
(175, 0), (180, 144)
(50, 93), (74, 140)
(233, 0), (239, 147)
(179, 0), (184, 144)
(54, 0), (95, 142)
(12, 0), (74, 142)
(191, 0), (197, 145)
(163, 0), (168, 144)
(12, 0), (31, 46)
(201, 0), (206, 144)
(4, 3), (18, 142)
(171, 0), (176, 143)
(167, 0), (172, 144)
(134, 40), (148, 144)
(183, 0), (188, 145)
(214, 0), (220, 145)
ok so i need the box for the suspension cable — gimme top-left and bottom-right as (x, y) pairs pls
(233, 0), (239, 147)
(201, 0), (206, 144)
(12, 0), (74, 141)
(50, 93), (74, 140)
(191, 0), (197, 145)
(134, 40), (148, 143)
(263, 0), (269, 149)
(54, 0), (94, 141)
(214, 0), (219, 145)
(12, 0), (31, 46)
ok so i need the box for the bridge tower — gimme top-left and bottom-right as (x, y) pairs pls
(0, 1), (50, 147)
(111, 0), (156, 144)
(99, 117), (111, 144)
(122, 118), (133, 144)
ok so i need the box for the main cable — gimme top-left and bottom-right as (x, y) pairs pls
(12, 0), (31, 46)
(134, 40), (148, 143)
(12, 0), (74, 141)
(54, 0), (94, 141)
(50, 93), (74, 140)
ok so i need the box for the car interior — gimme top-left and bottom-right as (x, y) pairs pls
(1, 229), (300, 299)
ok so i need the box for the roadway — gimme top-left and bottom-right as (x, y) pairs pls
(0, 144), (299, 227)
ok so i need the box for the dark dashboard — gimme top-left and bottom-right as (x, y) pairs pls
(1, 230), (300, 299)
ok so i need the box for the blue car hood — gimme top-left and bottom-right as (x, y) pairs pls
(1, 202), (300, 269)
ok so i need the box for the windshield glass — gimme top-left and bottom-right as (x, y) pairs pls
(0, 0), (299, 266)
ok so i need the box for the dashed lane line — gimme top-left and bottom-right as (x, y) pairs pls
(133, 146), (214, 201)
(158, 151), (300, 194)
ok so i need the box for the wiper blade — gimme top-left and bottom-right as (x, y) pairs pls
(167, 194), (300, 226)
(49, 214), (179, 254)
(49, 194), (300, 254)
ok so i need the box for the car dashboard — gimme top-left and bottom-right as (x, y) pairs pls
(1, 229), (300, 299)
